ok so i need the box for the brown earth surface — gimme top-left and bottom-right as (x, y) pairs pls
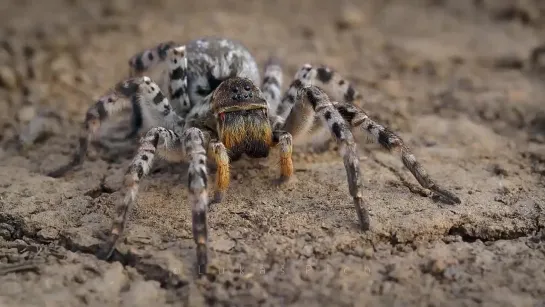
(1, 0), (545, 306)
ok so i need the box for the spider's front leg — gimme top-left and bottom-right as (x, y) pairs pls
(97, 126), (185, 260)
(274, 85), (370, 230)
(97, 126), (211, 274)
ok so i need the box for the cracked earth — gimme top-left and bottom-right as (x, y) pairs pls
(1, 0), (545, 306)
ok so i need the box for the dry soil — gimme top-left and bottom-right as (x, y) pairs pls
(1, 0), (545, 306)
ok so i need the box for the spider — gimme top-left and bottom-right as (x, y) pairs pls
(47, 37), (461, 274)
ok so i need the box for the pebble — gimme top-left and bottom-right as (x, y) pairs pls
(362, 247), (374, 259)
(336, 5), (366, 30)
(103, 0), (131, 16)
(17, 105), (36, 123)
(121, 280), (164, 307)
(50, 55), (74, 76)
(212, 238), (236, 252)
(301, 245), (314, 257)
(429, 258), (446, 274)
(37, 227), (59, 241)
(0, 65), (17, 89)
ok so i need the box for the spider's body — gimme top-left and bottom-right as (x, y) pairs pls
(126, 38), (263, 138)
(47, 37), (461, 274)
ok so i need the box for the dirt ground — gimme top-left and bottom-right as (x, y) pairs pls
(1, 0), (545, 306)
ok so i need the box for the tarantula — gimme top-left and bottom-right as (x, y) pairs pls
(47, 37), (461, 274)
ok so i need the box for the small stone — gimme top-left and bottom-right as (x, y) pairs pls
(0, 228), (11, 240)
(353, 246), (365, 257)
(380, 281), (394, 294)
(491, 163), (508, 177)
(380, 79), (403, 97)
(212, 238), (235, 252)
(37, 227), (59, 241)
(442, 266), (459, 281)
(121, 280), (164, 307)
(336, 5), (365, 30)
(103, 0), (131, 16)
(362, 247), (374, 259)
(0, 66), (17, 89)
(429, 259), (446, 274)
(301, 245), (314, 257)
(73, 273), (87, 284)
(17, 105), (36, 123)
(50, 55), (74, 76)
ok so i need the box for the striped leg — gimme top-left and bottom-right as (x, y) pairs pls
(97, 127), (183, 260)
(279, 84), (370, 230)
(209, 140), (230, 204)
(272, 130), (294, 182)
(333, 102), (461, 204)
(261, 56), (283, 115)
(128, 41), (177, 77)
(273, 64), (361, 130)
(47, 89), (132, 177)
(166, 45), (192, 114)
(47, 76), (184, 178)
(97, 127), (211, 274)
(184, 128), (210, 274)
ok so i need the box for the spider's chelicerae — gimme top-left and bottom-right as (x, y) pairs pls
(48, 37), (461, 273)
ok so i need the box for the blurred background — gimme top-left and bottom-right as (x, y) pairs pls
(1, 0), (545, 148)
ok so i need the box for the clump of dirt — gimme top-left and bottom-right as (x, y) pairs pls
(1, 0), (544, 306)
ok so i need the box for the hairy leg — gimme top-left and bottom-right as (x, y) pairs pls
(261, 56), (283, 115)
(124, 97), (143, 140)
(47, 89), (132, 177)
(47, 76), (184, 177)
(166, 45), (192, 114)
(128, 41), (177, 77)
(333, 101), (461, 204)
(97, 127), (211, 274)
(183, 128), (210, 274)
(271, 130), (294, 182)
(97, 127), (184, 260)
(277, 83), (369, 230)
(273, 63), (362, 130)
(209, 140), (230, 204)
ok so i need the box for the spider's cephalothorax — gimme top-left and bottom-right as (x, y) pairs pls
(46, 37), (461, 275)
(212, 77), (273, 161)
